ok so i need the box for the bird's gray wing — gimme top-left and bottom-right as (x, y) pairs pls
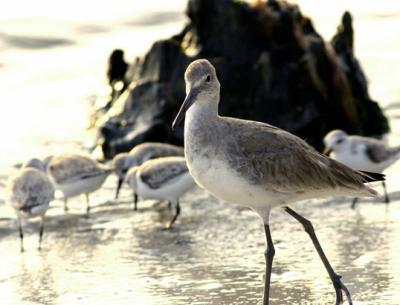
(131, 143), (184, 165)
(140, 159), (188, 189)
(362, 141), (400, 163)
(48, 154), (101, 184)
(222, 117), (367, 194)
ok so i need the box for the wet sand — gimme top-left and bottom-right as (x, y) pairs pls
(1, 165), (400, 305)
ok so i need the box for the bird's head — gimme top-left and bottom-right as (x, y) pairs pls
(323, 129), (349, 155)
(172, 59), (220, 129)
(112, 153), (137, 199)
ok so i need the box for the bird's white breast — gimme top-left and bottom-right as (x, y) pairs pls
(187, 154), (284, 210)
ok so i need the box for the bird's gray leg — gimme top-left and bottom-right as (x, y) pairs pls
(115, 178), (123, 200)
(133, 193), (138, 211)
(167, 200), (180, 229)
(38, 216), (45, 251)
(351, 198), (358, 209)
(285, 207), (352, 305)
(85, 194), (90, 217)
(18, 217), (24, 253)
(64, 198), (69, 212)
(263, 223), (275, 305)
(168, 201), (172, 210)
(382, 181), (390, 203)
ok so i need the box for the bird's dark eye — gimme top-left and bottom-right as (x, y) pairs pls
(206, 75), (211, 83)
(336, 139), (344, 144)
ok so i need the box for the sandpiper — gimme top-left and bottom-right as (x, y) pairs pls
(172, 59), (384, 305)
(324, 129), (400, 207)
(125, 156), (195, 228)
(112, 142), (184, 199)
(47, 154), (113, 215)
(7, 158), (55, 252)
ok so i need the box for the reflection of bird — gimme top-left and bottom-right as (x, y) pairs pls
(112, 142), (184, 199)
(107, 49), (128, 86)
(324, 129), (400, 207)
(172, 59), (384, 305)
(7, 158), (55, 252)
(47, 154), (112, 216)
(125, 156), (195, 229)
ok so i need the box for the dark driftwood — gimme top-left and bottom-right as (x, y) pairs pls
(93, 0), (389, 159)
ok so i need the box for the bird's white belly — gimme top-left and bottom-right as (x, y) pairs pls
(137, 173), (195, 202)
(55, 174), (108, 198)
(188, 156), (283, 209)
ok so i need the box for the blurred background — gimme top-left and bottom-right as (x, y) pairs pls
(1, 1), (400, 304)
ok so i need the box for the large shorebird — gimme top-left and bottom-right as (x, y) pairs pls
(125, 156), (195, 228)
(47, 154), (112, 216)
(112, 142), (184, 199)
(324, 129), (400, 207)
(172, 59), (384, 305)
(7, 158), (55, 252)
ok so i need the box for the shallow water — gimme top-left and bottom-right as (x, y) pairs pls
(1, 1), (400, 305)
(2, 182), (400, 305)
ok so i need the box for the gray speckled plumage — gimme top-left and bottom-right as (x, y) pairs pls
(351, 136), (400, 163)
(208, 117), (371, 193)
(48, 154), (111, 184)
(140, 157), (188, 189)
(130, 143), (184, 166)
(8, 168), (54, 215)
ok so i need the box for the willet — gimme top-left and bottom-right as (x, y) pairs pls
(172, 59), (384, 305)
(112, 142), (184, 199)
(7, 158), (55, 252)
(125, 156), (195, 228)
(324, 129), (400, 207)
(47, 154), (113, 216)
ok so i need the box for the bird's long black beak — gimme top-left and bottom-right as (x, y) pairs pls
(323, 147), (333, 156)
(115, 178), (123, 199)
(172, 88), (198, 129)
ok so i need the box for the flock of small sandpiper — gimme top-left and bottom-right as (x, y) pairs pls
(6, 59), (400, 305)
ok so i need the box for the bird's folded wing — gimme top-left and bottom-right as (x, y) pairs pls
(223, 117), (367, 194)
(141, 161), (188, 189)
(363, 141), (400, 163)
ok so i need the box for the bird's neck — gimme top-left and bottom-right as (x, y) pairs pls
(184, 98), (220, 163)
(186, 96), (219, 124)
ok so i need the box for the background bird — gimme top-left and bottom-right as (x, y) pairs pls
(7, 158), (55, 252)
(324, 129), (400, 207)
(112, 142), (184, 199)
(47, 154), (113, 216)
(125, 156), (195, 228)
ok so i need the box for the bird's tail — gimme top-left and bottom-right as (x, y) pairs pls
(358, 171), (385, 197)
(359, 171), (385, 183)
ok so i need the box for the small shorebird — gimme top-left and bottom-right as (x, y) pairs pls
(172, 59), (384, 305)
(112, 142), (184, 199)
(125, 156), (195, 228)
(324, 129), (400, 207)
(7, 158), (55, 252)
(47, 154), (113, 215)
